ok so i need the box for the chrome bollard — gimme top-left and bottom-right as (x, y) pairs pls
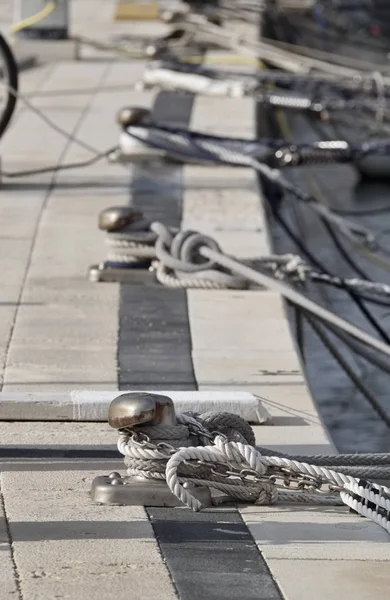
(88, 206), (156, 283)
(98, 206), (144, 233)
(116, 106), (151, 128)
(108, 392), (176, 429)
(91, 392), (212, 508)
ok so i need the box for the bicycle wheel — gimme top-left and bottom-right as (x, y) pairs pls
(0, 33), (18, 139)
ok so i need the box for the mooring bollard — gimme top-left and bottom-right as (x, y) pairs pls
(91, 392), (213, 507)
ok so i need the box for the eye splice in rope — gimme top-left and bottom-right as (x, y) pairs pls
(116, 112), (390, 178)
(145, 60), (388, 97)
(90, 207), (249, 287)
(91, 392), (390, 534)
(90, 215), (390, 356)
(113, 113), (389, 254)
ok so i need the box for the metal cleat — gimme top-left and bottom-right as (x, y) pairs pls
(91, 392), (212, 507)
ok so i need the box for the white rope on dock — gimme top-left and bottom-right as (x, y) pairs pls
(116, 409), (390, 534)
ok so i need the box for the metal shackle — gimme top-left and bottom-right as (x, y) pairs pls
(108, 392), (176, 429)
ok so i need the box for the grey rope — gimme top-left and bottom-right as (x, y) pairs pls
(303, 313), (390, 428)
(100, 220), (390, 359)
(115, 408), (390, 530)
(124, 124), (378, 251)
(198, 243), (390, 358)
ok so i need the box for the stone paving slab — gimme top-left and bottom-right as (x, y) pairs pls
(0, 5), (388, 600)
(0, 421), (115, 447)
(0, 59), (135, 390)
(240, 505), (390, 561)
(1, 468), (177, 600)
(267, 559), (390, 600)
(176, 44), (390, 600)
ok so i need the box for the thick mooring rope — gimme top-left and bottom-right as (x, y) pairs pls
(116, 409), (390, 533)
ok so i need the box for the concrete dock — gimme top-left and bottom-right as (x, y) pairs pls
(0, 2), (389, 599)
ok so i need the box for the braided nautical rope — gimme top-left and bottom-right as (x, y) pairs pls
(116, 409), (390, 533)
(142, 63), (390, 121)
(101, 217), (390, 299)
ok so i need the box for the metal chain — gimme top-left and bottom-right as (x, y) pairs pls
(115, 411), (390, 532)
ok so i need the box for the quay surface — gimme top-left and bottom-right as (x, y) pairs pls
(0, 2), (389, 599)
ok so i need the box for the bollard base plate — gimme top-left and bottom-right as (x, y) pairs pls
(88, 262), (156, 284)
(91, 473), (212, 507)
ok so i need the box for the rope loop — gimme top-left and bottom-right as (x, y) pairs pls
(171, 230), (221, 271)
(114, 407), (390, 532)
(150, 221), (248, 288)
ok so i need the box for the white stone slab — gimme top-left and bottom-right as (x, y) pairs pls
(0, 390), (270, 423)
(240, 505), (390, 561)
(1, 469), (177, 600)
(0, 421), (115, 447)
(267, 559), (390, 600)
(253, 424), (333, 455)
(0, 61), (123, 391)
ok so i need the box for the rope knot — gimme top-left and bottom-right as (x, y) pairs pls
(152, 223), (222, 273)
(150, 222), (248, 289)
(275, 254), (308, 281)
(254, 482), (279, 505)
(110, 395), (390, 533)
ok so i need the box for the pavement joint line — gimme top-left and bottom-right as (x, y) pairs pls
(0, 479), (23, 600)
(6, 61), (57, 130)
(146, 508), (181, 600)
(237, 510), (283, 596)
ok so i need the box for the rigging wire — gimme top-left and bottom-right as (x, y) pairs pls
(262, 16), (390, 427)
(270, 107), (390, 341)
(1, 148), (116, 178)
(0, 82), (120, 177)
(334, 205), (390, 217)
(303, 310), (390, 427)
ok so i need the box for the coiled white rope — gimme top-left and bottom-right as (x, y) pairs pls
(116, 410), (390, 534)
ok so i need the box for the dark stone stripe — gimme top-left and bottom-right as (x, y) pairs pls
(0, 446), (120, 459)
(118, 55), (282, 600)
(147, 508), (283, 600)
(118, 91), (197, 391)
